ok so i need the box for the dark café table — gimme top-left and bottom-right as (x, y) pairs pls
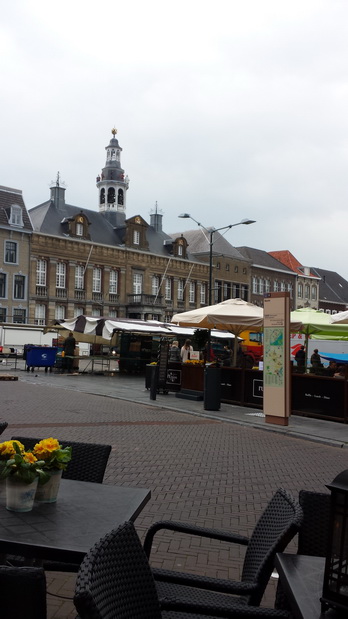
(0, 479), (151, 564)
(275, 554), (340, 619)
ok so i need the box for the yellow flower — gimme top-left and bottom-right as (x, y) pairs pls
(23, 452), (38, 464)
(0, 440), (25, 458)
(33, 438), (61, 460)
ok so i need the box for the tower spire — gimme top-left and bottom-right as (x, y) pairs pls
(96, 129), (129, 215)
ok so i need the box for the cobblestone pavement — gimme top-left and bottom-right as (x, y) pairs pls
(2, 373), (348, 617)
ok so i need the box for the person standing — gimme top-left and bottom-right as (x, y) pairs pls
(310, 349), (321, 368)
(169, 340), (181, 362)
(295, 345), (306, 369)
(181, 339), (193, 363)
(63, 331), (76, 374)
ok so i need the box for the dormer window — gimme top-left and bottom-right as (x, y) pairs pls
(73, 215), (87, 238)
(10, 205), (23, 227)
(76, 222), (83, 236)
(133, 230), (140, 245)
(173, 237), (187, 259)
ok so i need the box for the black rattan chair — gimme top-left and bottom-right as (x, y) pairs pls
(142, 488), (302, 616)
(0, 566), (47, 619)
(74, 520), (291, 619)
(0, 421), (8, 436)
(11, 436), (111, 483)
(8, 436), (111, 573)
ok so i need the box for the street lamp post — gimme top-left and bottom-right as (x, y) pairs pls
(178, 214), (256, 305)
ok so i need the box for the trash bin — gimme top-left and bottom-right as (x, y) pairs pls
(26, 347), (58, 373)
(204, 366), (221, 411)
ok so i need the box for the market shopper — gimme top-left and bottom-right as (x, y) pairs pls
(310, 349), (322, 368)
(63, 331), (76, 374)
(169, 340), (181, 362)
(181, 339), (193, 363)
(295, 345), (306, 368)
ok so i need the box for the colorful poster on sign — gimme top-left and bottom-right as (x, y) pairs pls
(264, 327), (284, 387)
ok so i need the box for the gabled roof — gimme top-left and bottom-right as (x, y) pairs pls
(268, 250), (317, 277)
(169, 228), (248, 261)
(311, 267), (348, 305)
(0, 184), (33, 231)
(237, 246), (295, 274)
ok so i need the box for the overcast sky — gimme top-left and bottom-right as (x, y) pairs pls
(1, 1), (348, 280)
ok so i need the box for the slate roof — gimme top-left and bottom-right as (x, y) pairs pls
(0, 184), (33, 231)
(237, 246), (295, 274)
(29, 193), (200, 261)
(169, 228), (249, 261)
(310, 267), (348, 305)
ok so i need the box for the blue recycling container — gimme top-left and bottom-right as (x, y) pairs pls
(26, 346), (58, 372)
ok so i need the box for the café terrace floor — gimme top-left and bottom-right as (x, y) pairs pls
(1, 360), (348, 617)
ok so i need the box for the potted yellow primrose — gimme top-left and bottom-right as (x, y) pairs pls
(0, 440), (49, 512)
(32, 438), (72, 503)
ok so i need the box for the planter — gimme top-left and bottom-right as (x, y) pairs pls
(35, 469), (62, 503)
(6, 477), (38, 512)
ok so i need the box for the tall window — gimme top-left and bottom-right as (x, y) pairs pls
(76, 222), (83, 236)
(14, 275), (25, 299)
(0, 273), (6, 298)
(200, 282), (206, 304)
(13, 308), (26, 323)
(0, 308), (6, 322)
(152, 276), (160, 296)
(280, 281), (286, 292)
(56, 263), (66, 288)
(305, 284), (310, 299)
(36, 260), (47, 286)
(189, 282), (195, 303)
(109, 270), (118, 294)
(265, 279), (271, 293)
(93, 268), (102, 293)
(287, 283), (293, 297)
(259, 278), (264, 294)
(5, 241), (17, 263)
(252, 277), (257, 294)
(74, 306), (84, 318)
(92, 307), (101, 317)
(133, 273), (143, 294)
(55, 305), (65, 320)
(133, 230), (140, 245)
(178, 244), (183, 256)
(298, 282), (303, 298)
(165, 278), (172, 301)
(273, 281), (279, 292)
(109, 309), (117, 318)
(311, 285), (317, 300)
(75, 265), (84, 290)
(177, 279), (184, 301)
(35, 304), (46, 326)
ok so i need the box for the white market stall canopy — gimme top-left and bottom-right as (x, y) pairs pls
(44, 316), (238, 345)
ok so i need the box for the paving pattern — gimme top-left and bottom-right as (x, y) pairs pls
(1, 375), (348, 618)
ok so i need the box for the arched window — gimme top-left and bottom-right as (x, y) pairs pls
(107, 188), (115, 204)
(118, 189), (124, 205)
(298, 283), (303, 298)
(100, 188), (105, 204)
(305, 284), (310, 299)
(311, 285), (317, 300)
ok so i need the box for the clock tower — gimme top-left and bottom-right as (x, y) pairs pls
(96, 128), (129, 215)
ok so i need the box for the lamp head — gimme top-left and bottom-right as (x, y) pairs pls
(240, 219), (256, 225)
(178, 213), (191, 218)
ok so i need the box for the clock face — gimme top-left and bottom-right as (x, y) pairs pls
(135, 217), (141, 224)
(77, 216), (84, 223)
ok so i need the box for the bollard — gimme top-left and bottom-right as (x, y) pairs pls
(149, 365), (159, 400)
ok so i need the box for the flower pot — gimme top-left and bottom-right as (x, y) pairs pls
(35, 469), (62, 503)
(6, 477), (38, 512)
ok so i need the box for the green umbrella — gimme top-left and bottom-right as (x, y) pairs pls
(290, 308), (348, 364)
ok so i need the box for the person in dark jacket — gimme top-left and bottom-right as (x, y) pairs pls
(63, 331), (76, 374)
(169, 340), (181, 362)
(295, 345), (306, 368)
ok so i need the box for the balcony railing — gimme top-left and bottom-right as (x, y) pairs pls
(92, 292), (103, 302)
(74, 289), (86, 301)
(127, 293), (163, 306)
(56, 288), (67, 299)
(35, 286), (47, 297)
(108, 293), (119, 303)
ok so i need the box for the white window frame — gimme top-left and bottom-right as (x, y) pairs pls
(280, 281), (286, 292)
(74, 306), (84, 318)
(259, 279), (264, 294)
(92, 307), (101, 317)
(265, 279), (271, 293)
(177, 279), (184, 301)
(109, 270), (118, 294)
(133, 230), (140, 245)
(35, 304), (46, 326)
(109, 309), (118, 318)
(10, 205), (23, 227)
(152, 275), (160, 296)
(200, 282), (206, 304)
(178, 244), (183, 256)
(165, 278), (172, 301)
(56, 263), (66, 288)
(93, 267), (102, 293)
(76, 222), (83, 236)
(189, 281), (195, 303)
(75, 265), (84, 290)
(55, 305), (65, 320)
(36, 260), (47, 286)
(252, 277), (257, 294)
(133, 273), (143, 295)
